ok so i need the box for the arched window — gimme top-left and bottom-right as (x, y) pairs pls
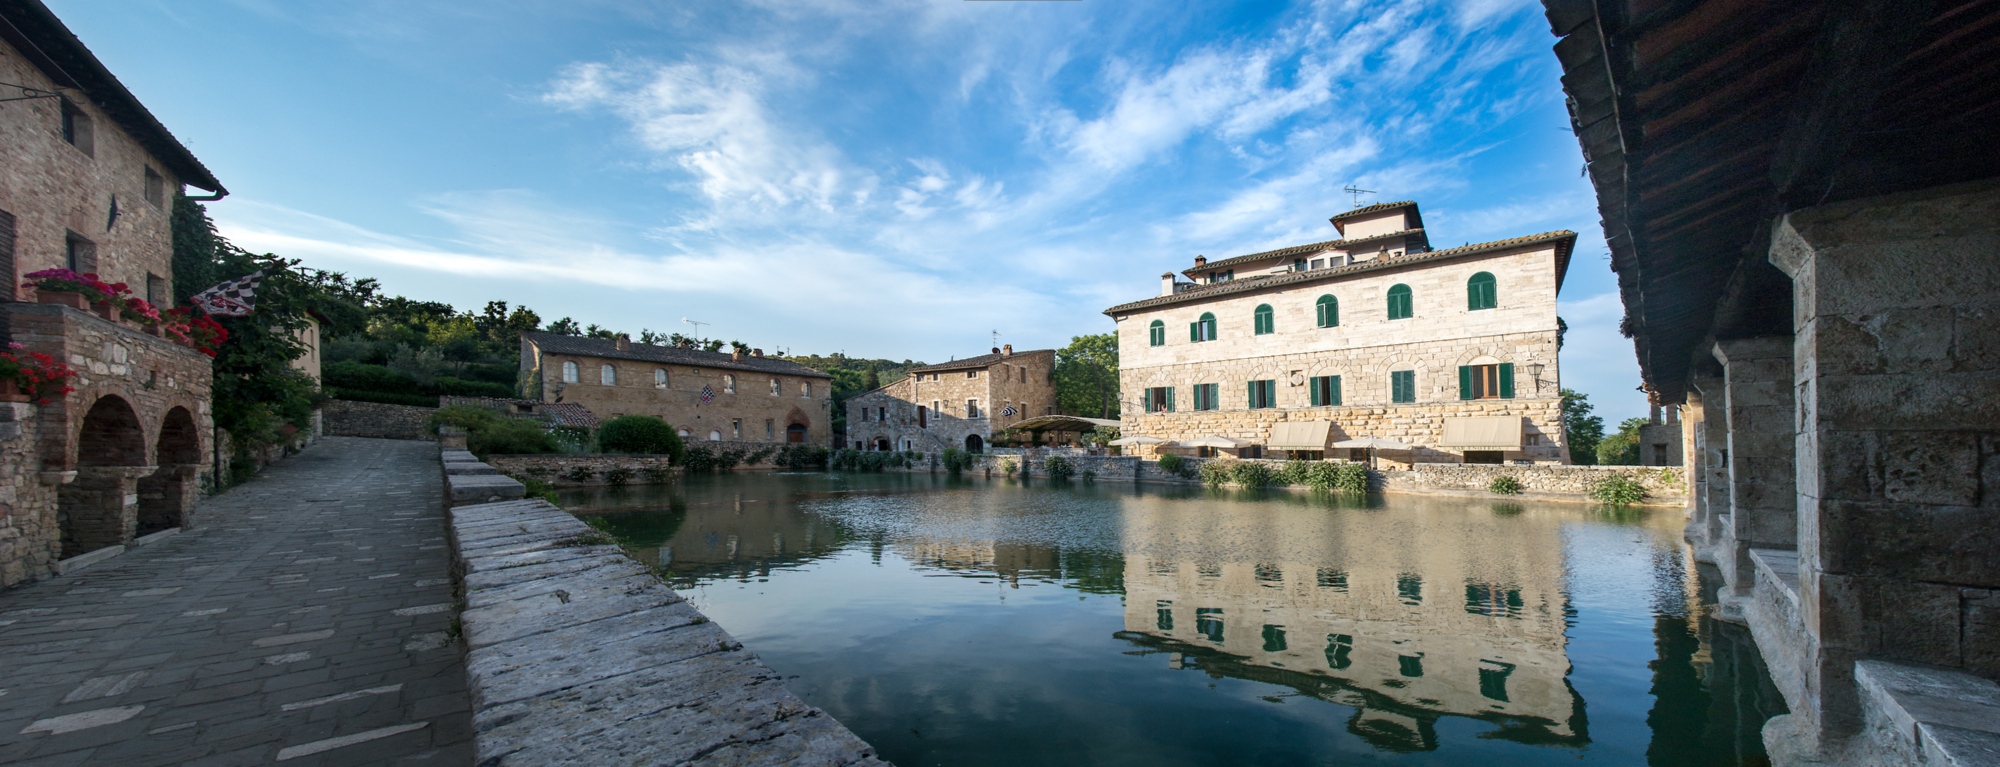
(1148, 320), (1165, 347)
(1190, 312), (1217, 342)
(654, 369), (669, 389)
(723, 374), (736, 393)
(1387, 284), (1413, 320)
(600, 364), (616, 385)
(561, 361), (579, 383)
(708, 430), (721, 441)
(1253, 304), (1274, 335)
(1316, 295), (1339, 328)
(1467, 271), (1497, 310)
(770, 378), (780, 395)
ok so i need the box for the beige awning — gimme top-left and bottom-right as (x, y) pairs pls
(1180, 435), (1253, 449)
(1441, 416), (1524, 450)
(1268, 420), (1332, 450)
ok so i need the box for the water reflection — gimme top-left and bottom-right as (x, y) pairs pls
(567, 474), (1782, 766)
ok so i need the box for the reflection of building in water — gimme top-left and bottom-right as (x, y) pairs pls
(582, 488), (852, 584)
(1117, 498), (1585, 750)
(898, 540), (1125, 594)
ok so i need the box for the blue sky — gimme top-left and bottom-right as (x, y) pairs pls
(51, 0), (1646, 422)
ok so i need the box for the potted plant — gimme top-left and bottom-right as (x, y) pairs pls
(20, 268), (113, 310)
(175, 308), (228, 357)
(120, 297), (164, 335)
(0, 343), (79, 404)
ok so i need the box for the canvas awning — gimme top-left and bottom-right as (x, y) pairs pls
(1179, 435), (1253, 449)
(1332, 437), (1412, 450)
(1267, 421), (1332, 451)
(1441, 416), (1523, 450)
(1108, 435), (1167, 446)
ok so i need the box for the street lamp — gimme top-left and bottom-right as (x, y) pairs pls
(1524, 362), (1547, 392)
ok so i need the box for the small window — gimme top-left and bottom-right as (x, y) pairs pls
(1253, 304), (1274, 335)
(770, 378), (780, 395)
(600, 364), (616, 385)
(1387, 284), (1413, 320)
(146, 273), (166, 306)
(561, 361), (579, 383)
(724, 374), (736, 393)
(59, 99), (94, 157)
(1148, 320), (1165, 347)
(1391, 370), (1416, 403)
(802, 382), (812, 398)
(967, 370), (978, 379)
(143, 167), (164, 207)
(1247, 379), (1277, 410)
(708, 430), (722, 441)
(877, 406), (885, 421)
(654, 369), (669, 389)
(1467, 272), (1497, 311)
(64, 231), (96, 273)
(732, 419), (743, 440)
(967, 399), (980, 418)
(1310, 375), (1341, 406)
(678, 428), (690, 438)
(1190, 312), (1217, 342)
(1459, 363), (1514, 400)
(1325, 633), (1354, 670)
(765, 419), (775, 440)
(1193, 383), (1219, 411)
(1145, 387), (1174, 413)
(1316, 295), (1339, 328)
(918, 405), (929, 428)
(1310, 258), (1324, 270)
(1293, 258), (1306, 272)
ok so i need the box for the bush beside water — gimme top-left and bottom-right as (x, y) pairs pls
(598, 415), (686, 461)
(1489, 475), (1524, 495)
(1589, 475), (1648, 505)
(1044, 455), (1076, 481)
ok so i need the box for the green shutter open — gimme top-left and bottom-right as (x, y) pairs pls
(1499, 363), (1515, 399)
(1459, 366), (1473, 400)
(1330, 376), (1342, 406)
(1190, 323), (1198, 342)
(1166, 387), (1176, 412)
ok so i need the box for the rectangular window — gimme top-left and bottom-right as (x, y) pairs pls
(732, 419), (742, 440)
(146, 273), (165, 306)
(60, 99), (93, 156)
(0, 208), (14, 302)
(968, 370), (978, 379)
(1247, 379), (1276, 410)
(1391, 370), (1416, 404)
(1192, 383), (1219, 411)
(1145, 386), (1174, 413)
(967, 399), (980, 418)
(766, 419), (774, 440)
(64, 231), (96, 273)
(877, 406), (885, 422)
(1458, 363), (1515, 400)
(1309, 375), (1342, 407)
(143, 166), (164, 207)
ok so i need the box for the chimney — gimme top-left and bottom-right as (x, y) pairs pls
(614, 334), (630, 352)
(732, 349), (744, 361)
(1161, 272), (1176, 296)
(752, 348), (764, 357)
(1002, 344), (1012, 356)
(1194, 255), (1207, 267)
(1650, 403), (1662, 425)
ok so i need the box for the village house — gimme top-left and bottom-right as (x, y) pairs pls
(518, 331), (833, 445)
(0, 0), (225, 587)
(844, 345), (1055, 453)
(1105, 201), (1575, 465)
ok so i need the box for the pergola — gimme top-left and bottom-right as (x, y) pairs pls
(1005, 415), (1119, 446)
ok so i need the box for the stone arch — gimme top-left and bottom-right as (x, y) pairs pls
(786, 407), (810, 444)
(964, 434), (984, 453)
(138, 407), (201, 535)
(60, 395), (148, 558)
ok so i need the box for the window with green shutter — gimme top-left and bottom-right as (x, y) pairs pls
(1461, 363), (1516, 399)
(1387, 284), (1413, 320)
(1191, 312), (1217, 342)
(1316, 295), (1339, 328)
(1253, 304), (1274, 335)
(1149, 320), (1165, 347)
(1248, 379), (1276, 409)
(1391, 370), (1415, 403)
(1194, 383), (1218, 411)
(1310, 375), (1342, 406)
(1467, 271), (1497, 310)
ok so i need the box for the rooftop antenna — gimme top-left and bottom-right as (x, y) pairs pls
(991, 330), (1001, 349)
(1343, 185), (1376, 208)
(680, 317), (709, 335)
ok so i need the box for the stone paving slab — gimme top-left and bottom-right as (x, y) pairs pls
(448, 497), (885, 766)
(0, 437), (472, 766)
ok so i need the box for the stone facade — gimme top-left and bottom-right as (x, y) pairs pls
(844, 345), (1055, 453)
(520, 331), (834, 446)
(1106, 203), (1574, 465)
(1381, 463), (1684, 505)
(323, 399), (435, 440)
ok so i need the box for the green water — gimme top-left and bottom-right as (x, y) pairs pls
(566, 472), (1786, 767)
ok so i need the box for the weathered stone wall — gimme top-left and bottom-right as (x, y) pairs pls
(0, 402), (58, 588)
(1382, 463), (1684, 504)
(847, 349), (1058, 453)
(323, 399), (435, 440)
(1124, 397), (1565, 466)
(487, 454), (684, 487)
(527, 346), (833, 446)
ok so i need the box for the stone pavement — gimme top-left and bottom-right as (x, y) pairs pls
(0, 437), (472, 766)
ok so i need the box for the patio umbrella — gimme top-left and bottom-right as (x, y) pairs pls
(1330, 436), (1411, 468)
(1108, 435), (1167, 446)
(1179, 435), (1253, 449)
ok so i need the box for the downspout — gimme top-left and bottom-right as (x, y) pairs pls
(183, 188), (227, 202)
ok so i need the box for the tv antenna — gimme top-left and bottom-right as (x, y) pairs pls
(991, 330), (1001, 349)
(680, 317), (709, 335)
(1343, 185), (1376, 207)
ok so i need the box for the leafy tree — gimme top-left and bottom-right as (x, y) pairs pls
(1054, 333), (1119, 418)
(598, 415), (686, 462)
(1560, 388), (1604, 465)
(547, 317), (582, 335)
(1596, 417), (1649, 465)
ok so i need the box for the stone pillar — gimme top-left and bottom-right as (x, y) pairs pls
(1712, 339), (1797, 597)
(1766, 179), (2000, 748)
(57, 467), (139, 559)
(1684, 380), (1728, 561)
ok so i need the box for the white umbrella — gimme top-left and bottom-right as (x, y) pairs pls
(1331, 437), (1412, 450)
(1108, 435), (1167, 446)
(1179, 435), (1253, 449)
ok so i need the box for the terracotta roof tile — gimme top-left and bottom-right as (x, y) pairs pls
(909, 348), (1054, 374)
(1185, 228), (1429, 276)
(525, 332), (833, 379)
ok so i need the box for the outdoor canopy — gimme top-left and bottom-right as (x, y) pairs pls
(1266, 421), (1332, 450)
(1331, 437), (1413, 450)
(1439, 416), (1524, 450)
(1108, 435), (1167, 446)
(1179, 435), (1253, 449)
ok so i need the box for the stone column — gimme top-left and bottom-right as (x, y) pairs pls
(1712, 339), (1797, 598)
(1767, 179), (2000, 746)
(56, 467), (140, 558)
(1683, 379), (1729, 563)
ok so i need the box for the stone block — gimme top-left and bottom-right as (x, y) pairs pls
(1879, 431), (1980, 506)
(1819, 500), (2000, 586)
(446, 474), (525, 504)
(1854, 659), (2000, 766)
(1817, 573), (1963, 666)
(443, 461), (498, 476)
(1954, 304), (2000, 373)
(1967, 589), (2000, 677)
(1818, 372), (2000, 432)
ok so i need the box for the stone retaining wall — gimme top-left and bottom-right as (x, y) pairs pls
(0, 402), (57, 588)
(323, 399), (435, 440)
(487, 454), (683, 487)
(445, 495), (885, 765)
(1382, 463), (1684, 505)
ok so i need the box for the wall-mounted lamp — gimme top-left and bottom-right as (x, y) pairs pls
(1524, 362), (1547, 392)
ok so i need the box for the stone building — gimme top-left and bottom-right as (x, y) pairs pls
(1106, 201), (1575, 465)
(0, 0), (225, 587)
(1637, 405), (1683, 468)
(1546, 1), (2000, 763)
(843, 345), (1055, 453)
(519, 331), (833, 445)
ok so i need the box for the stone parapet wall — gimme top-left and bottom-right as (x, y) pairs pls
(1124, 395), (1566, 465)
(487, 454), (684, 487)
(0, 403), (58, 588)
(323, 399), (435, 440)
(1383, 463), (1685, 505)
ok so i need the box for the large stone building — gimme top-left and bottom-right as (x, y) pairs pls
(1105, 201), (1575, 464)
(843, 345), (1055, 453)
(519, 331), (834, 445)
(0, 0), (225, 587)
(1545, 1), (2000, 763)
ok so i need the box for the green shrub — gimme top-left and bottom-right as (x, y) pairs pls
(550, 427), (594, 454)
(746, 448), (776, 466)
(1277, 461), (1312, 486)
(511, 474), (560, 505)
(1288, 462), (1342, 491)
(1156, 453), (1195, 479)
(1045, 455), (1076, 481)
(774, 444), (829, 471)
(1231, 461), (1277, 488)
(1199, 458), (1234, 487)
(597, 415), (686, 462)
(682, 446), (716, 472)
(434, 376), (514, 398)
(561, 466), (596, 482)
(329, 387), (438, 408)
(1000, 458), (1019, 477)
(1488, 475), (1524, 495)
(1589, 475), (1648, 505)
(605, 467), (633, 486)
(469, 418), (557, 456)
(941, 448), (974, 474)
(430, 404), (501, 434)
(1330, 462), (1370, 493)
(1082, 469), (1097, 483)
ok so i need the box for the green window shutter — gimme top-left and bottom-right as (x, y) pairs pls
(1248, 381), (1258, 409)
(1499, 363), (1515, 399)
(1167, 386), (1176, 412)
(1310, 377), (1323, 407)
(1190, 322), (1199, 342)
(1459, 366), (1473, 400)
(1330, 376), (1342, 406)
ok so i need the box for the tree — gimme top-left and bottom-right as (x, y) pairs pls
(1054, 333), (1119, 419)
(547, 317), (582, 335)
(1596, 417), (1648, 465)
(1560, 388), (1605, 465)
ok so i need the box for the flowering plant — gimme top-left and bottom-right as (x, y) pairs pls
(166, 306), (229, 356)
(0, 343), (79, 403)
(120, 296), (164, 326)
(21, 269), (130, 305)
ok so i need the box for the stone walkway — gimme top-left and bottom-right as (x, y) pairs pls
(0, 437), (472, 766)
